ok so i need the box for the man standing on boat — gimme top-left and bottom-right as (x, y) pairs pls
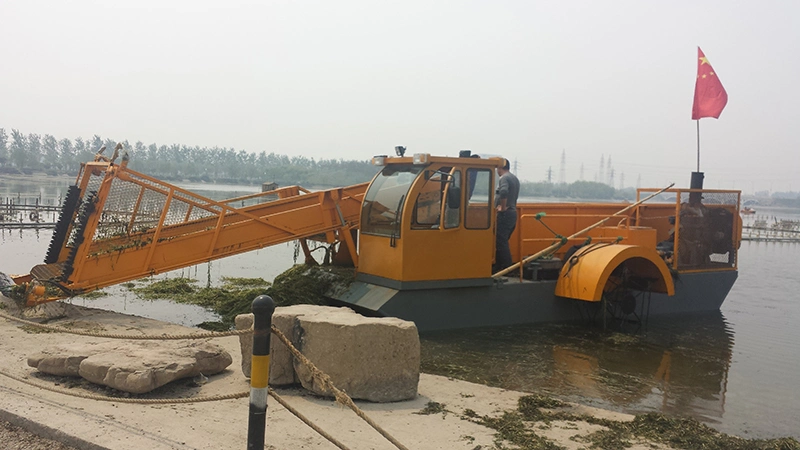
(494, 159), (520, 273)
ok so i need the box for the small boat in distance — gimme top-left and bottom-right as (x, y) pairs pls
(741, 206), (756, 215)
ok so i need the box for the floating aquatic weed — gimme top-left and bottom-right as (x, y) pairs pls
(79, 290), (108, 299)
(220, 276), (271, 288)
(128, 266), (354, 330)
(267, 264), (354, 307)
(132, 277), (198, 299)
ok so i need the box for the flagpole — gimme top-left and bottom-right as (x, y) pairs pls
(696, 119), (700, 172)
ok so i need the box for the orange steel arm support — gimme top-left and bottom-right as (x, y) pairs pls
(23, 161), (367, 305)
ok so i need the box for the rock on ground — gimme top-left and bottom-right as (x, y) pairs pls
(28, 340), (232, 394)
(237, 304), (356, 385)
(294, 309), (420, 402)
(236, 305), (420, 402)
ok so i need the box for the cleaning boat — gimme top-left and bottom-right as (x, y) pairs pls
(2, 150), (741, 331)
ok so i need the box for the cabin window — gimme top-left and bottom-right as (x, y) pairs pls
(465, 168), (492, 229)
(444, 170), (461, 229)
(361, 164), (421, 237)
(412, 169), (447, 229)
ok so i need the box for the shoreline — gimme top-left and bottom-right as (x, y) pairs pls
(1, 296), (797, 449)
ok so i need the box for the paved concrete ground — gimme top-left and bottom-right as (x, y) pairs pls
(0, 418), (80, 450)
(0, 298), (508, 449)
(0, 296), (653, 450)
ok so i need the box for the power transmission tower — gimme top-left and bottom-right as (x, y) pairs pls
(599, 155), (605, 185)
(606, 156), (613, 186)
(546, 166), (553, 183)
(559, 149), (566, 185)
(513, 158), (518, 174)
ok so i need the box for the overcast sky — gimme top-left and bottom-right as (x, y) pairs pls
(1, 0), (797, 193)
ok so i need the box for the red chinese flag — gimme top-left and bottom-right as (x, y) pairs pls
(692, 47), (728, 119)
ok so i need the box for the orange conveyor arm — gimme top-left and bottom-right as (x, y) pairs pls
(21, 160), (367, 304)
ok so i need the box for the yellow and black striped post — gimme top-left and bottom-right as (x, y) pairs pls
(247, 295), (275, 450)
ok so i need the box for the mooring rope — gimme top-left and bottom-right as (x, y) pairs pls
(0, 309), (408, 450)
(0, 309), (252, 340)
(0, 367), (344, 450)
(0, 369), (248, 404)
(270, 325), (410, 450)
(268, 389), (350, 450)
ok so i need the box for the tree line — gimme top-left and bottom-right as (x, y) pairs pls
(0, 127), (640, 199)
(0, 128), (379, 187)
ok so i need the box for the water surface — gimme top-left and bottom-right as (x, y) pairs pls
(1, 179), (798, 439)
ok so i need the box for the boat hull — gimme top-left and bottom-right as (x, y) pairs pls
(328, 270), (738, 332)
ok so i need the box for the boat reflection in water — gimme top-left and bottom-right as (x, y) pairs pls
(420, 311), (733, 426)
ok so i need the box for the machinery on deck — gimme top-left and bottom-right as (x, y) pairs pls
(7, 157), (365, 301)
(4, 151), (742, 331)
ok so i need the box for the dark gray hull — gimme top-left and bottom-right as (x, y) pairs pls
(328, 271), (738, 332)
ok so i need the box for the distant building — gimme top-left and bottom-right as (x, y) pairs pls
(262, 182), (278, 192)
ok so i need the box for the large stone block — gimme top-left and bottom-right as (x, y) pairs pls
(29, 341), (232, 394)
(235, 314), (255, 378)
(236, 305), (357, 385)
(28, 342), (110, 377)
(236, 305), (420, 402)
(294, 312), (420, 402)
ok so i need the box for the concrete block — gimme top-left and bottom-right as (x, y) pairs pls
(236, 305), (358, 385)
(294, 312), (420, 402)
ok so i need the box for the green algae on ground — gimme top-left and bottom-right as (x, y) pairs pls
(129, 265), (354, 329)
(518, 394), (566, 416)
(416, 401), (447, 416)
(462, 394), (800, 450)
(19, 324), (57, 334)
(625, 413), (800, 450)
(473, 410), (564, 450)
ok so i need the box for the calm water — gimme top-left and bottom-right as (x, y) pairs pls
(1, 178), (799, 439)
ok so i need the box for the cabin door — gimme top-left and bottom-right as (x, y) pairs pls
(401, 166), (496, 283)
